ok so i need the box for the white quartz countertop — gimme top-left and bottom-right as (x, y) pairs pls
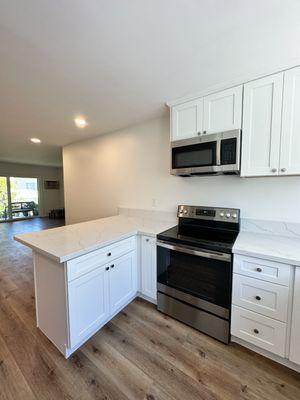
(14, 215), (175, 263)
(233, 231), (300, 266)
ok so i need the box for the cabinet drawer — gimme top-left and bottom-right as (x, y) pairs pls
(231, 305), (287, 357)
(67, 236), (136, 281)
(232, 274), (289, 322)
(234, 254), (291, 286)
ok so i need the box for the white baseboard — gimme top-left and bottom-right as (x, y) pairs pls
(231, 336), (300, 373)
(138, 292), (157, 305)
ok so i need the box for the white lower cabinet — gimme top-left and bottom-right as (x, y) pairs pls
(67, 246), (137, 349)
(68, 264), (110, 348)
(233, 254), (291, 286)
(231, 254), (294, 362)
(289, 267), (300, 365)
(109, 252), (137, 315)
(231, 305), (287, 357)
(140, 235), (157, 302)
(232, 274), (289, 322)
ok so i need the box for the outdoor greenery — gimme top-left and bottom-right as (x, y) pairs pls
(0, 177), (8, 219)
(0, 177), (39, 220)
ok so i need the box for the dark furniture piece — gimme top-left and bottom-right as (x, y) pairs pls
(49, 208), (65, 219)
(4, 201), (38, 218)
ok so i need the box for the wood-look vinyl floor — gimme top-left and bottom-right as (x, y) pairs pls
(0, 218), (299, 400)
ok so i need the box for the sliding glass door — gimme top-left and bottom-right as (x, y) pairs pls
(0, 176), (39, 221)
(0, 177), (9, 221)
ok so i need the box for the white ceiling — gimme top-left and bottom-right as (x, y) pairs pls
(1, 0), (300, 166)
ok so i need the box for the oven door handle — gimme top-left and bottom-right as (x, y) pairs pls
(156, 240), (231, 262)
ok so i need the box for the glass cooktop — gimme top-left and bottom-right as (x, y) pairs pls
(157, 225), (239, 254)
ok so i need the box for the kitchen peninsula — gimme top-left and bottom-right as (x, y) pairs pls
(14, 213), (175, 358)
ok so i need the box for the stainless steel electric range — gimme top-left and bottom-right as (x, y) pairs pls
(156, 205), (240, 344)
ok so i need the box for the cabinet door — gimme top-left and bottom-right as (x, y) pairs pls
(280, 66), (300, 175)
(241, 73), (283, 177)
(203, 85), (242, 134)
(141, 236), (157, 301)
(171, 98), (203, 141)
(68, 265), (109, 348)
(289, 267), (300, 365)
(109, 251), (137, 315)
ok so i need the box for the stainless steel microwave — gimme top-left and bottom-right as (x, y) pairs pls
(171, 129), (241, 176)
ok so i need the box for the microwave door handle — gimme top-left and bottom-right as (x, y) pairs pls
(216, 139), (221, 166)
(157, 241), (231, 262)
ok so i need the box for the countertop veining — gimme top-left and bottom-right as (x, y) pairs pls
(14, 215), (175, 263)
(233, 231), (300, 266)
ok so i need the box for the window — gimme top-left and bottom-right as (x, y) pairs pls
(26, 182), (36, 190)
(0, 177), (39, 221)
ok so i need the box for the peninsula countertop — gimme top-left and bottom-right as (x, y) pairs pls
(233, 231), (300, 266)
(14, 215), (175, 263)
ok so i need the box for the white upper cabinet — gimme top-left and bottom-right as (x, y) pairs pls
(203, 85), (243, 134)
(171, 98), (203, 141)
(241, 73), (284, 177)
(171, 85), (242, 141)
(280, 66), (300, 175)
(170, 65), (300, 177)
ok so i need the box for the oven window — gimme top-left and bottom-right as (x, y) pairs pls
(157, 246), (231, 308)
(172, 141), (216, 169)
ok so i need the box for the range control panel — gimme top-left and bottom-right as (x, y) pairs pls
(178, 205), (240, 222)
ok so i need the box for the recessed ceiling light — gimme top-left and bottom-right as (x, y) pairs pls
(30, 138), (41, 144)
(74, 117), (88, 128)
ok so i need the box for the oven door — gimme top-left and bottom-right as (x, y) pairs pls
(157, 241), (232, 318)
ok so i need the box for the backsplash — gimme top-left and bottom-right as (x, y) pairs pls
(241, 218), (300, 239)
(119, 208), (300, 239)
(118, 207), (177, 224)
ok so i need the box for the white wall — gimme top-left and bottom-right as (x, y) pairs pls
(63, 116), (300, 225)
(0, 161), (64, 217)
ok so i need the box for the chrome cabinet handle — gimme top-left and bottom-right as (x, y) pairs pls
(271, 168), (277, 173)
(281, 168), (286, 173)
